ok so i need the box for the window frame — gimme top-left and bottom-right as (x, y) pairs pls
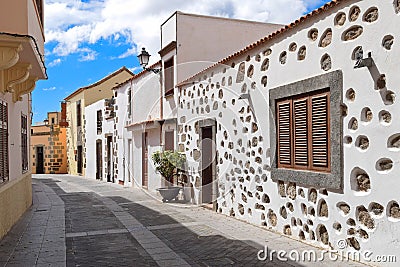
(0, 100), (9, 184)
(269, 70), (343, 191)
(276, 90), (331, 173)
(21, 113), (28, 173)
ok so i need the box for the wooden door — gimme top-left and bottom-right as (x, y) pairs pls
(201, 127), (214, 204)
(77, 145), (83, 174)
(142, 132), (148, 188)
(36, 146), (44, 174)
(96, 140), (102, 180)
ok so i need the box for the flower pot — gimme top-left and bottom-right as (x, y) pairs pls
(157, 187), (181, 202)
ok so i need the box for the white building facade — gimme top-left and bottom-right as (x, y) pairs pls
(177, 0), (400, 263)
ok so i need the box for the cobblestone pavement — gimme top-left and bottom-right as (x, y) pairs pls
(0, 174), (369, 267)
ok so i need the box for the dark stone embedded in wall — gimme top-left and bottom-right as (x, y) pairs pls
(261, 76), (268, 87)
(318, 200), (328, 218)
(335, 12), (346, 26)
(357, 229), (369, 239)
(347, 237), (360, 250)
(363, 7), (379, 23)
(283, 225), (291, 235)
(385, 91), (396, 104)
(376, 158), (393, 171)
(297, 46), (306, 60)
(356, 173), (371, 191)
(279, 51), (287, 65)
(261, 58), (269, 71)
(395, 0), (400, 13)
(389, 202), (400, 219)
(308, 188), (317, 204)
(247, 65), (254, 78)
(308, 28), (318, 41)
(347, 218), (356, 226)
(267, 209), (277, 226)
(289, 42), (297, 52)
(358, 208), (375, 229)
(317, 225), (329, 245)
(333, 222), (342, 232)
(369, 202), (384, 216)
(321, 54), (332, 71)
(263, 48), (272, 56)
(349, 117), (358, 130)
(356, 136), (369, 150)
(319, 29), (332, 47)
(388, 134), (400, 148)
(278, 181), (286, 197)
(349, 6), (361, 21)
(286, 183), (296, 200)
(343, 26), (363, 41)
(236, 62), (245, 83)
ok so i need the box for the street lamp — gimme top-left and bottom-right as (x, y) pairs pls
(137, 47), (161, 74)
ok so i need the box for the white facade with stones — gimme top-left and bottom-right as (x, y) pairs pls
(176, 0), (400, 263)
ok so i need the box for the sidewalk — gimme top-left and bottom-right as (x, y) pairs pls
(0, 174), (369, 266)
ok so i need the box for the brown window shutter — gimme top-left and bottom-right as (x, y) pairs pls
(0, 102), (8, 182)
(310, 92), (330, 170)
(277, 100), (292, 167)
(293, 98), (309, 167)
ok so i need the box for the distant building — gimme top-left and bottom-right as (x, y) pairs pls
(64, 67), (134, 176)
(31, 103), (68, 174)
(0, 0), (47, 239)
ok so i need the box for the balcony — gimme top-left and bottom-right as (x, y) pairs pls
(0, 0), (46, 102)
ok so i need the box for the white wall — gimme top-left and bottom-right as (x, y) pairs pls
(1, 93), (30, 181)
(84, 100), (104, 179)
(114, 83), (133, 186)
(178, 0), (400, 264)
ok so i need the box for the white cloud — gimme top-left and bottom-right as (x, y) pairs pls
(48, 58), (61, 67)
(78, 48), (98, 61)
(45, 0), (329, 62)
(43, 86), (56, 91)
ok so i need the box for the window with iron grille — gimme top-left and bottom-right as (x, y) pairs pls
(276, 90), (330, 172)
(0, 100), (9, 184)
(21, 114), (28, 173)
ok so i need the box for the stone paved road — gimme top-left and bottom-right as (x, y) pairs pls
(0, 174), (369, 267)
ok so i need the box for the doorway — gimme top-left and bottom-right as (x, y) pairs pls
(201, 124), (216, 207)
(77, 145), (83, 174)
(36, 146), (44, 174)
(142, 132), (148, 188)
(127, 139), (132, 183)
(106, 136), (113, 182)
(96, 140), (102, 180)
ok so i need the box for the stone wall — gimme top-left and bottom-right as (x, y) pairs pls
(177, 0), (400, 262)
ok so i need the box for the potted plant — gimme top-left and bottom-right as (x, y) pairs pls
(152, 150), (186, 202)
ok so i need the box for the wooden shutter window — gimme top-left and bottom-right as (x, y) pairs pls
(293, 98), (309, 168)
(277, 100), (292, 167)
(276, 90), (330, 173)
(0, 101), (8, 183)
(311, 92), (330, 170)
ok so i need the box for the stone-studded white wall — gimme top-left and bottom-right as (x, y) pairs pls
(177, 0), (400, 264)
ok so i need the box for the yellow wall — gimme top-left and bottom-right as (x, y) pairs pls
(0, 173), (32, 240)
(66, 68), (133, 176)
(31, 123), (67, 174)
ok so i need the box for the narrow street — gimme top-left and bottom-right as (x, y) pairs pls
(0, 175), (366, 267)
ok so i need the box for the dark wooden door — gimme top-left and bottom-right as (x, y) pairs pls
(107, 136), (113, 182)
(201, 127), (214, 204)
(164, 131), (174, 151)
(142, 132), (148, 188)
(36, 146), (44, 174)
(77, 145), (83, 174)
(96, 140), (102, 180)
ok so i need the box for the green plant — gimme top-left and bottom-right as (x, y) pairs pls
(152, 150), (186, 185)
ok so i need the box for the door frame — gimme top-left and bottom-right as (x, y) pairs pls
(96, 140), (102, 180)
(199, 119), (217, 211)
(142, 132), (148, 188)
(36, 146), (44, 174)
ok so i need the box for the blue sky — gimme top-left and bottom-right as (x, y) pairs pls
(32, 0), (331, 123)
